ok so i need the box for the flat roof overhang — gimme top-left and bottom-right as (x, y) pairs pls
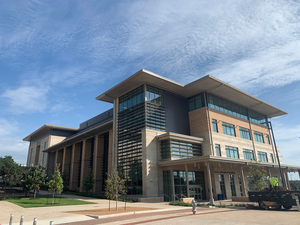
(96, 69), (287, 118)
(44, 120), (113, 153)
(23, 124), (78, 142)
(157, 156), (300, 171)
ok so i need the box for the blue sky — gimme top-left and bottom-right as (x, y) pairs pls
(0, 1), (299, 179)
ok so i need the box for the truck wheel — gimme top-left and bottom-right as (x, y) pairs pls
(258, 200), (268, 210)
(283, 205), (292, 210)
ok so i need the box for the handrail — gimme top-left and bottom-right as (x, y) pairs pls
(163, 194), (170, 202)
(172, 194), (179, 201)
(180, 194), (188, 198)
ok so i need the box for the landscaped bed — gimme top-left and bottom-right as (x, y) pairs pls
(0, 195), (96, 208)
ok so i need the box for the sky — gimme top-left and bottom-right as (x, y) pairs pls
(0, 0), (299, 179)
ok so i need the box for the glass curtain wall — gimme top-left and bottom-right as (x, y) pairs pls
(160, 140), (202, 159)
(118, 84), (166, 195)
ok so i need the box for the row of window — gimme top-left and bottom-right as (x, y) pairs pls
(215, 144), (275, 163)
(212, 119), (271, 144)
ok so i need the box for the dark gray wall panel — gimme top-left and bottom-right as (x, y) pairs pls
(164, 91), (190, 135)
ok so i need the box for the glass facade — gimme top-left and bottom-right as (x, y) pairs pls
(243, 149), (254, 160)
(215, 144), (221, 156)
(222, 122), (236, 136)
(266, 134), (271, 144)
(188, 93), (205, 111)
(254, 131), (264, 143)
(219, 174), (227, 199)
(119, 85), (144, 112)
(238, 175), (243, 196)
(163, 171), (172, 201)
(270, 153), (274, 163)
(258, 151), (268, 162)
(229, 174), (236, 197)
(212, 119), (218, 132)
(226, 146), (239, 159)
(161, 140), (202, 159)
(118, 84), (166, 195)
(239, 127), (251, 140)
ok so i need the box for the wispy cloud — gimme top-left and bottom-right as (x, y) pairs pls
(0, 118), (19, 136)
(1, 85), (49, 115)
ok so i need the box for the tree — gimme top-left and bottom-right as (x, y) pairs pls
(0, 156), (23, 198)
(105, 169), (126, 211)
(22, 164), (47, 199)
(83, 169), (94, 195)
(48, 165), (64, 204)
(247, 160), (268, 191)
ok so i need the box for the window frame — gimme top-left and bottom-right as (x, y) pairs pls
(222, 122), (236, 137)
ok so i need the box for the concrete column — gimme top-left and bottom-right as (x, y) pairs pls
(54, 150), (58, 168)
(240, 166), (247, 197)
(298, 171), (300, 180)
(206, 162), (214, 203)
(69, 144), (75, 189)
(61, 147), (66, 173)
(80, 140), (86, 192)
(185, 165), (189, 198)
(93, 135), (98, 193)
(268, 167), (272, 177)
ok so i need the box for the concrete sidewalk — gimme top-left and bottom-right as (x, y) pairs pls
(0, 191), (256, 225)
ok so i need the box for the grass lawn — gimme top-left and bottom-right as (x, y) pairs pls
(1, 195), (96, 208)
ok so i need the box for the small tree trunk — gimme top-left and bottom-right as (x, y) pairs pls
(52, 192), (55, 204)
(33, 190), (36, 199)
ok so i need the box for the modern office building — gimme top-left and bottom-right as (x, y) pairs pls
(24, 69), (300, 202)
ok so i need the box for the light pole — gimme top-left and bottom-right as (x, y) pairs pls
(264, 121), (285, 188)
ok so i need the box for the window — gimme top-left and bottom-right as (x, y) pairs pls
(257, 151), (268, 162)
(215, 144), (221, 156)
(270, 153), (274, 163)
(254, 131), (264, 143)
(229, 175), (236, 197)
(119, 85), (145, 112)
(239, 127), (251, 140)
(161, 140), (202, 159)
(222, 122), (236, 137)
(266, 134), (271, 144)
(188, 93), (205, 111)
(226, 146), (239, 159)
(212, 119), (218, 132)
(243, 149), (254, 160)
(238, 175), (243, 196)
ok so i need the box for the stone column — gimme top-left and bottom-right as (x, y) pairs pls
(61, 147), (66, 173)
(79, 140), (86, 192)
(93, 135), (99, 193)
(54, 150), (58, 167)
(69, 144), (75, 189)
(206, 162), (214, 204)
(185, 165), (189, 198)
(268, 167), (272, 177)
(240, 166), (247, 197)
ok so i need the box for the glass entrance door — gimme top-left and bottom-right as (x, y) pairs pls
(219, 174), (227, 199)
(189, 185), (203, 200)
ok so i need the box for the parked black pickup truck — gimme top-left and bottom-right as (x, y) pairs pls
(248, 191), (300, 210)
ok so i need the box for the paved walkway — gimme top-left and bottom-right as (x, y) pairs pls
(3, 191), (299, 225)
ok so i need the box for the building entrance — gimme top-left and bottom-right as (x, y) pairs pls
(189, 185), (203, 200)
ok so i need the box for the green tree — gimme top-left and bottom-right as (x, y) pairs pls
(247, 160), (268, 191)
(83, 169), (95, 195)
(105, 169), (126, 211)
(48, 165), (64, 204)
(0, 156), (23, 198)
(22, 164), (47, 199)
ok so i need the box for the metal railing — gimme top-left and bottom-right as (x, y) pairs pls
(172, 194), (179, 202)
(163, 194), (170, 202)
(9, 214), (54, 225)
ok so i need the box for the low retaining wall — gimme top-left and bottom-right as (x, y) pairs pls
(138, 197), (164, 202)
(180, 198), (194, 203)
(231, 196), (249, 202)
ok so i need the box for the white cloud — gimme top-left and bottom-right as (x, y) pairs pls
(271, 120), (300, 166)
(0, 118), (19, 136)
(0, 136), (28, 165)
(1, 85), (49, 115)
